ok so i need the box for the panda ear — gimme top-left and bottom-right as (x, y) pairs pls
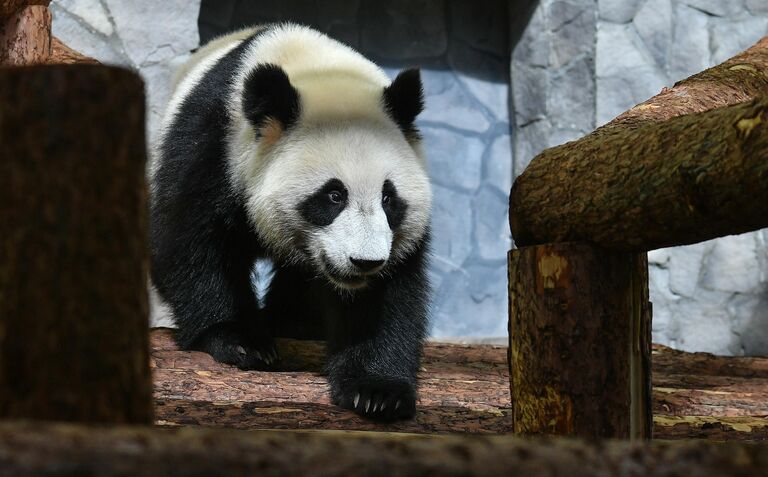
(383, 68), (424, 135)
(242, 64), (300, 130)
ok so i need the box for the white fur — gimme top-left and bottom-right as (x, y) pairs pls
(225, 25), (431, 281)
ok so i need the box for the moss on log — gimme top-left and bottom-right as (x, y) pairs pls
(1, 420), (768, 476)
(0, 65), (152, 424)
(510, 37), (768, 251)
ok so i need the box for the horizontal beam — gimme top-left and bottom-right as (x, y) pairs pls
(510, 96), (768, 251)
(1, 420), (767, 475)
(510, 36), (768, 251)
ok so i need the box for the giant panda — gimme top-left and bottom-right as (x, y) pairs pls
(150, 23), (432, 421)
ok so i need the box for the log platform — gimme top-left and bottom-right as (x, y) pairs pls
(150, 329), (768, 440)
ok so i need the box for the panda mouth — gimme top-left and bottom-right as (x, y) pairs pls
(319, 255), (368, 290)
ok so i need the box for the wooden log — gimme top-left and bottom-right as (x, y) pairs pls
(510, 37), (768, 251)
(1, 420), (768, 476)
(48, 36), (99, 64)
(150, 329), (512, 435)
(0, 0), (48, 17)
(0, 65), (152, 424)
(0, 4), (50, 65)
(507, 243), (652, 438)
(149, 330), (768, 440)
(614, 36), (768, 125)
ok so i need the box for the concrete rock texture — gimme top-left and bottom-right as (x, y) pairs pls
(50, 0), (200, 143)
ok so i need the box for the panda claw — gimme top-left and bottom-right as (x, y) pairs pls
(365, 399), (371, 413)
(395, 399), (401, 410)
(235, 345), (247, 356)
(380, 401), (387, 411)
(353, 393), (360, 408)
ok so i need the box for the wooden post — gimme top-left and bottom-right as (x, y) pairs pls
(0, 2), (51, 65)
(0, 65), (153, 424)
(508, 243), (651, 438)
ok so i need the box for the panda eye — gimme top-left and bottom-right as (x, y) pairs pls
(382, 193), (391, 205)
(328, 190), (343, 204)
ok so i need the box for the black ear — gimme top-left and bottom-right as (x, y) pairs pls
(383, 68), (424, 135)
(242, 64), (300, 130)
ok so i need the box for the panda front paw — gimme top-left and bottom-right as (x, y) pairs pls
(332, 376), (417, 421)
(192, 321), (279, 370)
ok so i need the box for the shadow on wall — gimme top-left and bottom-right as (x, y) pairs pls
(198, 0), (537, 339)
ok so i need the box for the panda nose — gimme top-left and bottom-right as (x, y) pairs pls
(349, 257), (385, 272)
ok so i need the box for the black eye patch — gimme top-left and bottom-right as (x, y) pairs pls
(298, 178), (348, 227)
(382, 179), (407, 230)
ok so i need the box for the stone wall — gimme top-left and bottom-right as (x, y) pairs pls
(513, 0), (768, 355)
(50, 0), (201, 143)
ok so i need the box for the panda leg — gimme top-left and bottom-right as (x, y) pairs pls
(151, 229), (277, 370)
(324, 244), (430, 421)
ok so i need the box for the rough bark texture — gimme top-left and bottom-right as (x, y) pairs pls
(0, 4), (50, 65)
(0, 65), (152, 424)
(0, 0), (48, 17)
(150, 330), (768, 440)
(151, 329), (511, 435)
(614, 36), (768, 125)
(507, 243), (651, 438)
(2, 421), (768, 476)
(510, 38), (768, 251)
(48, 36), (98, 64)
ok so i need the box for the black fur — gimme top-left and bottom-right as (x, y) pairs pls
(242, 63), (301, 130)
(297, 178), (348, 227)
(264, 233), (431, 420)
(151, 31), (277, 370)
(382, 179), (407, 230)
(383, 68), (424, 138)
(151, 30), (431, 421)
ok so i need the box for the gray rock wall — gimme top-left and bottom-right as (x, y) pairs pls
(50, 0), (201, 143)
(513, 0), (768, 355)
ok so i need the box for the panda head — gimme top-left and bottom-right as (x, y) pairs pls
(235, 64), (431, 290)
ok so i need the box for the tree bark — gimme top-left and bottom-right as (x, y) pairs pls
(0, 65), (152, 424)
(510, 37), (768, 251)
(1, 421), (768, 476)
(0, 4), (50, 65)
(508, 243), (651, 438)
(0, 0), (48, 17)
(48, 36), (98, 64)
